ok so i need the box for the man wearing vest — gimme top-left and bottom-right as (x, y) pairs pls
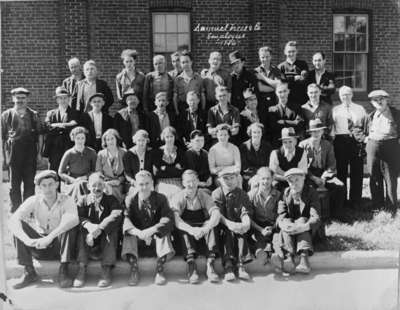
(269, 127), (308, 191)
(2, 87), (43, 212)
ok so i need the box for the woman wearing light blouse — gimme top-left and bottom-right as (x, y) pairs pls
(208, 123), (241, 186)
(96, 129), (126, 203)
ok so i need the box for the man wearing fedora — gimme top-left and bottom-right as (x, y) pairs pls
(2, 87), (43, 212)
(269, 127), (308, 191)
(229, 50), (257, 111)
(9, 170), (79, 289)
(364, 90), (400, 213)
(113, 92), (147, 149)
(81, 93), (114, 152)
(271, 168), (320, 274)
(43, 86), (79, 171)
(299, 119), (346, 219)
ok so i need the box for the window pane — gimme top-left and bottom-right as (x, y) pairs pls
(153, 34), (166, 52)
(166, 15), (177, 33)
(334, 34), (345, 51)
(355, 54), (367, 72)
(356, 34), (367, 52)
(343, 71), (354, 87)
(356, 16), (367, 34)
(344, 54), (355, 70)
(334, 53), (344, 70)
(153, 14), (165, 33)
(334, 15), (345, 34)
(346, 16), (357, 34)
(354, 71), (366, 89)
(335, 72), (344, 88)
(178, 15), (189, 32)
(345, 34), (356, 51)
(166, 34), (178, 51)
(178, 34), (190, 48)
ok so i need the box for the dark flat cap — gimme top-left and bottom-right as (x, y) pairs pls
(54, 86), (70, 98)
(88, 93), (105, 103)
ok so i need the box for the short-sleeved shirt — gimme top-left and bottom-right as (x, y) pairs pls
(248, 188), (280, 224)
(174, 72), (204, 103)
(212, 187), (253, 222)
(14, 193), (77, 234)
(368, 108), (398, 141)
(207, 104), (240, 129)
(171, 189), (219, 217)
(201, 68), (232, 102)
(332, 102), (367, 135)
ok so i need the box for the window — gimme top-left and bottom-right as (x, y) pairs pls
(152, 12), (191, 67)
(333, 14), (369, 91)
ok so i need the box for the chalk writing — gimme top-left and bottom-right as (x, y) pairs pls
(193, 22), (261, 46)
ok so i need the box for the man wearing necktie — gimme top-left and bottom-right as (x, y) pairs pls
(121, 170), (175, 286)
(331, 86), (368, 209)
(74, 173), (123, 288)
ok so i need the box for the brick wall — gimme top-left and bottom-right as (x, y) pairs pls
(1, 0), (399, 119)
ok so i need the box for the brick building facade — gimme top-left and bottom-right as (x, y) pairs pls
(1, 0), (399, 118)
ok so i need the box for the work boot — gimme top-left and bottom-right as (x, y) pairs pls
(255, 248), (268, 265)
(237, 264), (251, 281)
(206, 258), (219, 283)
(187, 260), (199, 284)
(13, 265), (39, 289)
(295, 252), (311, 274)
(223, 261), (236, 282)
(73, 264), (87, 288)
(128, 256), (140, 286)
(97, 265), (112, 287)
(58, 263), (73, 288)
(285, 255), (296, 274)
(270, 253), (284, 274)
(154, 257), (167, 285)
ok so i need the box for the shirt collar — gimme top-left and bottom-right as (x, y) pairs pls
(38, 193), (63, 210)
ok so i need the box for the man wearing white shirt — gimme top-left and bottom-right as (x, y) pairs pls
(331, 86), (367, 208)
(9, 170), (79, 289)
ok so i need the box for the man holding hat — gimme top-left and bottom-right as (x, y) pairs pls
(43, 86), (79, 171)
(212, 166), (253, 281)
(2, 87), (43, 212)
(114, 92), (147, 149)
(81, 92), (114, 152)
(272, 168), (320, 274)
(8, 170), (79, 289)
(299, 119), (346, 219)
(229, 50), (257, 111)
(365, 90), (400, 213)
(269, 127), (308, 191)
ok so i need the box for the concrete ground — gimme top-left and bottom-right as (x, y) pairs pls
(6, 268), (397, 310)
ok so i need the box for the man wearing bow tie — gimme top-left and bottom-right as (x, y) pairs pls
(73, 172), (123, 288)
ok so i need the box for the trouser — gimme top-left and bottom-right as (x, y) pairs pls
(274, 230), (313, 257)
(9, 143), (37, 213)
(325, 181), (346, 219)
(121, 234), (175, 261)
(334, 135), (364, 204)
(178, 209), (220, 260)
(250, 220), (276, 254)
(76, 226), (119, 266)
(220, 226), (252, 268)
(16, 221), (78, 266)
(366, 138), (399, 210)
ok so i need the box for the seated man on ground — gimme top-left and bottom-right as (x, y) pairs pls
(171, 170), (221, 284)
(212, 167), (253, 282)
(247, 167), (281, 265)
(121, 170), (175, 286)
(269, 127), (308, 191)
(299, 119), (346, 220)
(272, 168), (320, 274)
(73, 172), (123, 288)
(9, 170), (79, 289)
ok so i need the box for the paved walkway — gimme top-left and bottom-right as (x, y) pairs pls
(6, 268), (397, 310)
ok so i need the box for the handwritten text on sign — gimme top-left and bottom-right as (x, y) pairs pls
(193, 22), (261, 47)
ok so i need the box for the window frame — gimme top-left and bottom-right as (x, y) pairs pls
(150, 11), (192, 71)
(332, 11), (372, 97)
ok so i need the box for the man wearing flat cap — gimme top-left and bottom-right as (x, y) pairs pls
(8, 170), (79, 289)
(43, 86), (80, 171)
(212, 166), (254, 282)
(269, 127), (308, 191)
(299, 119), (346, 219)
(364, 90), (400, 213)
(81, 93), (114, 152)
(229, 50), (257, 111)
(271, 168), (320, 274)
(2, 87), (43, 212)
